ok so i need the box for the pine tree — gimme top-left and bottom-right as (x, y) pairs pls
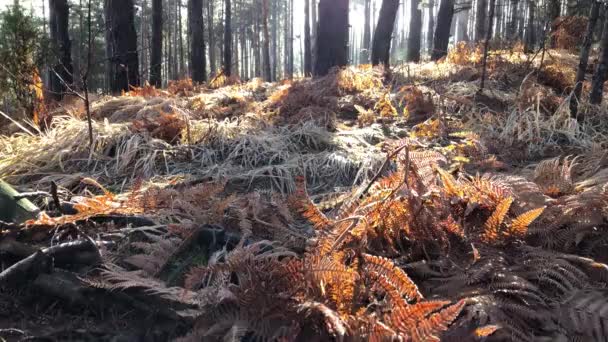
(105, 0), (140, 93)
(431, 0), (455, 61)
(189, 0), (206, 82)
(407, 0), (422, 62)
(49, 0), (73, 100)
(314, 0), (349, 76)
(371, 0), (400, 66)
(150, 0), (162, 87)
(223, 0), (232, 76)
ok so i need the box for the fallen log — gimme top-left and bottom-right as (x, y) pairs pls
(0, 179), (39, 223)
(0, 239), (102, 288)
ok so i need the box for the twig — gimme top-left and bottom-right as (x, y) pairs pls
(50, 181), (64, 214)
(0, 110), (35, 136)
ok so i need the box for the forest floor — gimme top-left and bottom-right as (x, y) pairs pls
(1, 45), (608, 342)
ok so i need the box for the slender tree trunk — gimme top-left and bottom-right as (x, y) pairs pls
(371, 0), (399, 66)
(304, 0), (312, 75)
(150, 0), (162, 87)
(223, 0), (232, 76)
(262, 0), (272, 81)
(431, 0), (455, 61)
(524, 0), (536, 53)
(427, 0), (435, 52)
(311, 0), (317, 67)
(105, 0), (140, 93)
(407, 0), (422, 62)
(480, 0), (496, 91)
(289, 0), (294, 78)
(189, 0), (206, 82)
(571, 0), (600, 116)
(178, 0), (184, 78)
(475, 0), (487, 41)
(590, 7), (608, 105)
(208, 0), (217, 75)
(361, 0), (371, 64)
(49, 0), (73, 100)
(507, 0), (519, 39)
(314, 0), (349, 76)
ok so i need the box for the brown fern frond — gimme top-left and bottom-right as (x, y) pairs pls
(362, 253), (423, 301)
(474, 325), (501, 338)
(557, 289), (608, 342)
(289, 176), (333, 231)
(411, 299), (466, 342)
(534, 156), (579, 197)
(481, 197), (513, 243)
(508, 207), (545, 238)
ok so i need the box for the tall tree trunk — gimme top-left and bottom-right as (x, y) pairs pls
(507, 0), (519, 39)
(480, 0), (496, 90)
(150, 0), (162, 87)
(427, 0), (435, 52)
(572, 0), (600, 116)
(178, 0), (184, 78)
(590, 6), (608, 105)
(475, 0), (487, 41)
(304, 0), (312, 75)
(105, 0), (140, 93)
(524, 0), (536, 53)
(431, 0), (455, 61)
(208, 0), (217, 75)
(189, 0), (206, 82)
(407, 0), (422, 62)
(314, 0), (349, 76)
(223, 0), (232, 76)
(288, 0), (294, 78)
(262, 0), (272, 81)
(49, 0), (73, 100)
(548, 0), (560, 26)
(361, 0), (371, 64)
(311, 0), (317, 67)
(371, 0), (399, 66)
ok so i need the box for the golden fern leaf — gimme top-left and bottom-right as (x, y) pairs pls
(436, 167), (462, 197)
(362, 254), (423, 301)
(289, 176), (333, 231)
(474, 325), (500, 338)
(481, 197), (513, 243)
(411, 299), (466, 342)
(509, 207), (545, 238)
(390, 300), (451, 334)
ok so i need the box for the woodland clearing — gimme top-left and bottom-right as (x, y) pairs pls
(2, 46), (608, 342)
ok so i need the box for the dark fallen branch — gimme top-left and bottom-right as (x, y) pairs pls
(89, 215), (157, 227)
(0, 239), (101, 288)
(13, 191), (51, 201)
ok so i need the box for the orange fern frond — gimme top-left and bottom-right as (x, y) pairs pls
(481, 197), (513, 243)
(389, 300), (451, 334)
(362, 254), (423, 301)
(509, 207), (545, 238)
(411, 299), (466, 342)
(474, 324), (500, 338)
(289, 176), (333, 231)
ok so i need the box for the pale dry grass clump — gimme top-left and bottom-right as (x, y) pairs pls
(0, 115), (384, 195)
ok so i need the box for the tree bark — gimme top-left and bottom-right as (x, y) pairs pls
(105, 0), (140, 93)
(572, 0), (600, 116)
(49, 0), (73, 100)
(361, 0), (371, 64)
(150, 0), (162, 87)
(223, 0), (232, 76)
(524, 0), (536, 53)
(188, 0), (206, 83)
(431, 0), (455, 61)
(475, 0), (487, 41)
(208, 0), (216, 76)
(407, 0), (422, 62)
(480, 0), (496, 91)
(304, 0), (312, 75)
(507, 0), (519, 40)
(371, 0), (400, 66)
(590, 6), (608, 105)
(314, 0), (350, 76)
(262, 0), (272, 81)
(427, 0), (435, 52)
